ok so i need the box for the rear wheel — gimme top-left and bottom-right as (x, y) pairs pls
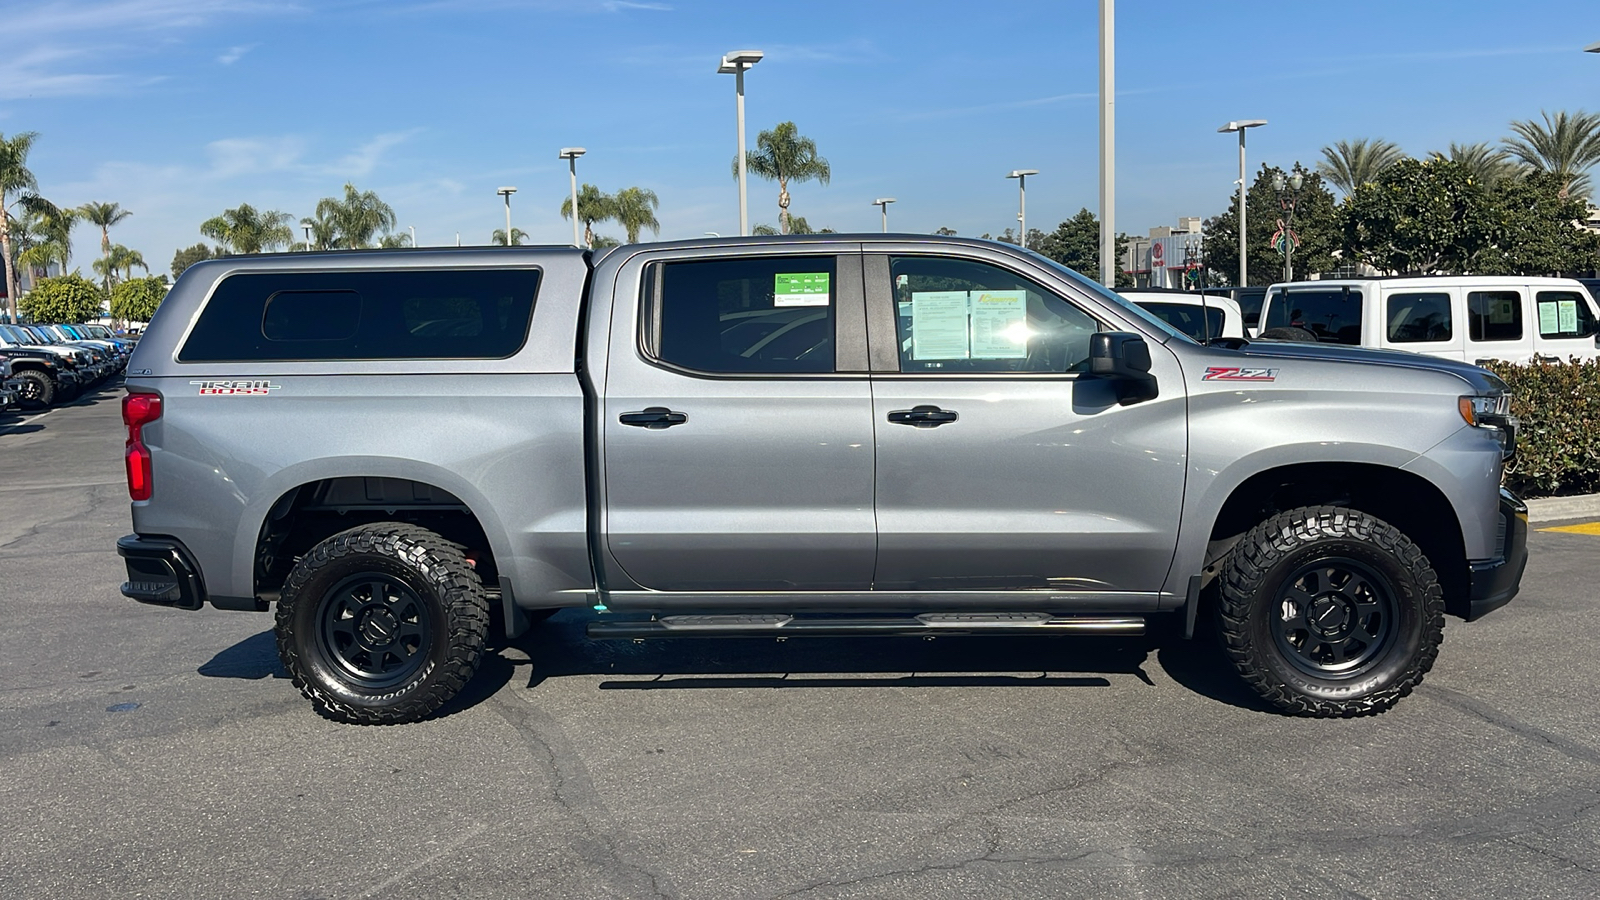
(275, 523), (490, 725)
(1218, 506), (1443, 717)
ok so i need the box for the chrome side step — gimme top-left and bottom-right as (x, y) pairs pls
(585, 612), (1145, 639)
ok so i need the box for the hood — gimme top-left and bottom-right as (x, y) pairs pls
(1239, 340), (1506, 394)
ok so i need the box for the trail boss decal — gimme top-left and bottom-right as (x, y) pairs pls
(1202, 366), (1279, 382)
(191, 380), (281, 396)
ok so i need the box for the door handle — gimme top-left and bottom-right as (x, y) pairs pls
(887, 405), (958, 427)
(619, 407), (688, 429)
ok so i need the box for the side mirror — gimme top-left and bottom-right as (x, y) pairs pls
(1090, 332), (1159, 405)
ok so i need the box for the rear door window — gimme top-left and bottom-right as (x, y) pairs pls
(1136, 302), (1225, 342)
(1385, 292), (1453, 343)
(1467, 290), (1523, 342)
(647, 255), (837, 374)
(1263, 288), (1363, 344)
(1534, 290), (1598, 339)
(179, 269), (538, 362)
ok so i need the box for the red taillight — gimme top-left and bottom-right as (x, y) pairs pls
(123, 392), (162, 501)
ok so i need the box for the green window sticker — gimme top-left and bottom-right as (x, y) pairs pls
(774, 272), (831, 307)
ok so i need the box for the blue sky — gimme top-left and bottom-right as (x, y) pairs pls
(4, 0), (1600, 274)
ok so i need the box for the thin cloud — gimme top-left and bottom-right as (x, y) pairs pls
(323, 130), (423, 178)
(216, 43), (259, 64)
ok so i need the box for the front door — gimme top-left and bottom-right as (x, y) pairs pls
(865, 251), (1187, 597)
(601, 250), (877, 593)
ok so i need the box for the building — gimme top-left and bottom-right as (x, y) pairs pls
(1123, 217), (1207, 289)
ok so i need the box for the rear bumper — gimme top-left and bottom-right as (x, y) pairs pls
(1466, 488), (1528, 621)
(117, 534), (207, 611)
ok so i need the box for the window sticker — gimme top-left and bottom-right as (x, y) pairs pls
(1539, 301), (1559, 335)
(911, 291), (971, 359)
(1489, 297), (1517, 324)
(969, 290), (1028, 359)
(774, 272), (831, 307)
(1559, 299), (1579, 334)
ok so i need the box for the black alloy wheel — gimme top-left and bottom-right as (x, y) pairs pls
(317, 574), (434, 690)
(1269, 557), (1396, 678)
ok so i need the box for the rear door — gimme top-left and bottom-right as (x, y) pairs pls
(1531, 286), (1600, 360)
(863, 248), (1187, 599)
(599, 246), (877, 593)
(1379, 287), (1463, 360)
(1465, 287), (1532, 363)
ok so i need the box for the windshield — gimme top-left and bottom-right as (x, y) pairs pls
(1136, 302), (1226, 341)
(1019, 249), (1195, 343)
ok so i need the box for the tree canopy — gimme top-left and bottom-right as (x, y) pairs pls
(1316, 138), (1405, 196)
(110, 275), (168, 323)
(1204, 164), (1341, 286)
(172, 243), (220, 279)
(1031, 209), (1131, 287)
(736, 121), (830, 234)
(201, 203), (293, 254)
(316, 182), (397, 249)
(19, 273), (104, 323)
(1502, 109), (1600, 202)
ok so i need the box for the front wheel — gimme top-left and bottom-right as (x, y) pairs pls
(275, 523), (490, 725)
(1218, 506), (1444, 717)
(14, 370), (55, 409)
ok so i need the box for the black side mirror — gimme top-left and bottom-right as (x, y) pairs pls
(1090, 332), (1159, 405)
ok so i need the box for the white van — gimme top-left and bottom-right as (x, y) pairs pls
(1258, 276), (1600, 363)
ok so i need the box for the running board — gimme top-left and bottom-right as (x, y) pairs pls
(585, 612), (1145, 639)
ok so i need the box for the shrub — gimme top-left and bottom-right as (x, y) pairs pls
(1480, 358), (1600, 497)
(18, 273), (106, 324)
(110, 276), (169, 323)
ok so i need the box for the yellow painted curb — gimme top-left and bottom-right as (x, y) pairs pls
(1538, 521), (1600, 535)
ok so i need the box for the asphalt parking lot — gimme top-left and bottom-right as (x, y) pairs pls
(3, 388), (1599, 900)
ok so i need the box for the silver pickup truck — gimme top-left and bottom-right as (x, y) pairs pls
(116, 235), (1527, 724)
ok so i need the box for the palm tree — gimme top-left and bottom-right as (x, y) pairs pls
(1, 131), (59, 323)
(300, 212), (338, 251)
(612, 187), (660, 243)
(200, 203), (294, 254)
(491, 228), (529, 246)
(377, 232), (412, 249)
(1427, 142), (1525, 191)
(78, 201), (132, 288)
(1316, 138), (1406, 196)
(734, 121), (831, 234)
(24, 205), (78, 275)
(316, 182), (397, 249)
(93, 244), (147, 285)
(560, 184), (617, 249)
(1502, 110), (1600, 201)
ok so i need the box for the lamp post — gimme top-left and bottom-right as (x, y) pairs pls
(497, 187), (517, 247)
(1006, 170), (1038, 248)
(302, 223), (312, 251)
(408, 225), (416, 248)
(718, 50), (764, 237)
(1099, 0), (1115, 286)
(1586, 40), (1600, 52)
(1271, 170), (1305, 282)
(558, 148), (585, 247)
(873, 198), (896, 232)
(1217, 119), (1267, 287)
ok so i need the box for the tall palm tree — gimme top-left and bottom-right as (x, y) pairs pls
(1428, 142), (1525, 190)
(1316, 138), (1406, 196)
(491, 227), (529, 246)
(200, 203), (294, 254)
(316, 182), (397, 249)
(77, 201), (132, 285)
(1, 131), (59, 323)
(612, 186), (660, 243)
(377, 232), (412, 249)
(560, 184), (617, 249)
(735, 121), (831, 234)
(1502, 109), (1600, 201)
(93, 244), (147, 285)
(300, 211), (338, 251)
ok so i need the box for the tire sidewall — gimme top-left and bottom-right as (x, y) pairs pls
(283, 548), (454, 714)
(1246, 535), (1427, 703)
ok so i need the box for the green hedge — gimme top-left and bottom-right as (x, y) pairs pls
(1479, 358), (1600, 497)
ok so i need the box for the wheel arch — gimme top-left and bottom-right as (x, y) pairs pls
(1205, 461), (1469, 618)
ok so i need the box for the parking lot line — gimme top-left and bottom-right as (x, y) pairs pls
(1537, 521), (1600, 535)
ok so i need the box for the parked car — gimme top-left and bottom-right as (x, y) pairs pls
(0, 356), (21, 413)
(0, 326), (85, 407)
(1122, 289), (1245, 341)
(1258, 277), (1600, 363)
(118, 236), (1525, 724)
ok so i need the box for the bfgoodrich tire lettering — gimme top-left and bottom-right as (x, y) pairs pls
(275, 523), (490, 725)
(1218, 506), (1444, 717)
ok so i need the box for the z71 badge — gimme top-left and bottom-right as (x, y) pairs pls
(190, 380), (281, 396)
(1202, 366), (1279, 382)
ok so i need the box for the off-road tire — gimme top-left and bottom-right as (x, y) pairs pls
(14, 370), (55, 409)
(1218, 506), (1444, 717)
(275, 523), (490, 725)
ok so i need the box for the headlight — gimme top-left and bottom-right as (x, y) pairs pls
(1458, 393), (1510, 426)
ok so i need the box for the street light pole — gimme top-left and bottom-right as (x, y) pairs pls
(873, 198), (896, 232)
(408, 225), (416, 249)
(302, 223), (312, 251)
(718, 51), (764, 237)
(1217, 119), (1267, 287)
(1006, 170), (1038, 248)
(1099, 0), (1115, 286)
(1585, 40), (1600, 52)
(559, 148), (586, 247)
(497, 187), (517, 246)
